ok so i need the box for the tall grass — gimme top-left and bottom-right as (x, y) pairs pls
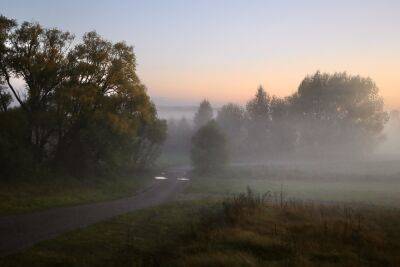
(174, 188), (400, 266)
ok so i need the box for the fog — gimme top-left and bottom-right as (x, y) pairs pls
(162, 72), (400, 188)
(375, 110), (400, 159)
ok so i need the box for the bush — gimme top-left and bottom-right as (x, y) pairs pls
(190, 120), (228, 173)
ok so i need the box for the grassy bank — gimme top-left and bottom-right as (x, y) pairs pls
(0, 172), (153, 216)
(2, 192), (400, 266)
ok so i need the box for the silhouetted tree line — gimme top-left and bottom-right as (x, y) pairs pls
(186, 72), (389, 171)
(0, 16), (166, 178)
(223, 72), (388, 160)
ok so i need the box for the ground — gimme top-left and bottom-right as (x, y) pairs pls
(1, 160), (400, 266)
(187, 162), (400, 207)
(0, 172), (152, 216)
(2, 195), (400, 266)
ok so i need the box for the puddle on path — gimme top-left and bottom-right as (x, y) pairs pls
(155, 176), (168, 180)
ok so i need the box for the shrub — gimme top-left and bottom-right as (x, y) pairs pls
(190, 120), (228, 173)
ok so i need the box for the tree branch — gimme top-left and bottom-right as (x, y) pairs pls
(3, 68), (28, 112)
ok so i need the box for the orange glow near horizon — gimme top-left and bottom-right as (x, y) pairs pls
(142, 62), (400, 110)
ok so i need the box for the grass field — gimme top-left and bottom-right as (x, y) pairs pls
(2, 192), (400, 267)
(187, 163), (400, 207)
(0, 172), (153, 216)
(2, 160), (400, 266)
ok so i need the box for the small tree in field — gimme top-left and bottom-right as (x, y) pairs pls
(191, 120), (228, 173)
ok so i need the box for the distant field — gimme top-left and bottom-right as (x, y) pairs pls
(187, 161), (400, 207)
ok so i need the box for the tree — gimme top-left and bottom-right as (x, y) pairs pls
(269, 96), (296, 154)
(0, 16), (166, 176)
(216, 103), (245, 155)
(0, 85), (12, 112)
(193, 99), (213, 129)
(290, 71), (388, 155)
(217, 103), (244, 135)
(191, 120), (228, 173)
(245, 86), (272, 156)
(246, 86), (271, 122)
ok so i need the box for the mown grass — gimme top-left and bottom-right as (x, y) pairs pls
(2, 190), (400, 267)
(0, 172), (152, 216)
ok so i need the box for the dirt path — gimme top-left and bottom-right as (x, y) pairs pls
(0, 169), (189, 256)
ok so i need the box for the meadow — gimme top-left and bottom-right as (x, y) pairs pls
(2, 190), (400, 266)
(187, 160), (400, 207)
(2, 160), (400, 266)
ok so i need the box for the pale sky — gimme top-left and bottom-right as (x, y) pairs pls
(1, 0), (400, 108)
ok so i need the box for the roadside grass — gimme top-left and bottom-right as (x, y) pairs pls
(187, 165), (400, 207)
(0, 172), (153, 216)
(2, 191), (400, 267)
(0, 150), (187, 216)
(0, 201), (212, 267)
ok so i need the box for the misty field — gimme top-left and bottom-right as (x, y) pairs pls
(2, 3), (400, 266)
(2, 190), (400, 267)
(187, 160), (400, 207)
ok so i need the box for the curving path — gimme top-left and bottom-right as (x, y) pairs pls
(0, 169), (189, 256)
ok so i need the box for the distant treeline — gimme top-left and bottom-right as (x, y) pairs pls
(165, 71), (389, 161)
(0, 16), (166, 178)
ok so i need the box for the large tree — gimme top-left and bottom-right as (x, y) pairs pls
(0, 16), (165, 175)
(290, 71), (388, 155)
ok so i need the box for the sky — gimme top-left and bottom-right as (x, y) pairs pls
(1, 0), (400, 108)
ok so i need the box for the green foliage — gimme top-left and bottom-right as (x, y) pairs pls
(219, 73), (388, 159)
(0, 108), (34, 178)
(0, 16), (166, 177)
(246, 86), (271, 123)
(191, 120), (228, 173)
(245, 86), (273, 156)
(290, 71), (389, 154)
